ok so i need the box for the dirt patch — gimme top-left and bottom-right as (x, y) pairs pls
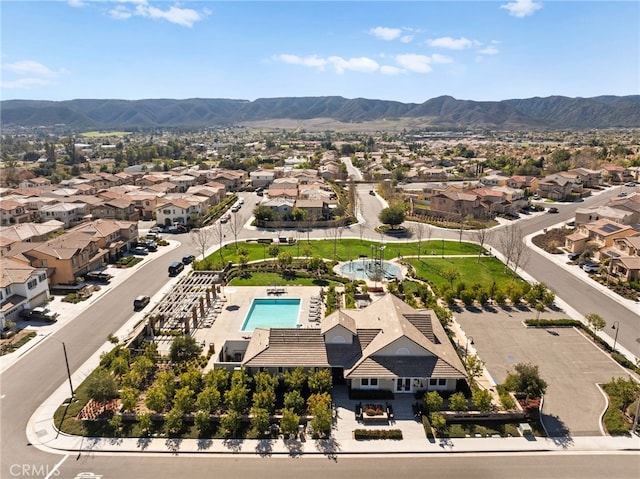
(531, 227), (572, 254)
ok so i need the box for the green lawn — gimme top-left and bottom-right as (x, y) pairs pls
(201, 239), (482, 268)
(228, 271), (341, 287)
(407, 256), (525, 293)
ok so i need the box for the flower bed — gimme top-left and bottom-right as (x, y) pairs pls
(354, 429), (402, 440)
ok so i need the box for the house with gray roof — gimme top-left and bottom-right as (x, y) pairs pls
(240, 294), (466, 394)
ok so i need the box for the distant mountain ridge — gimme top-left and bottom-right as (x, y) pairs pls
(2, 95), (639, 130)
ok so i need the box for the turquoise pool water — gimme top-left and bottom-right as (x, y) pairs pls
(241, 298), (301, 332)
(339, 259), (401, 281)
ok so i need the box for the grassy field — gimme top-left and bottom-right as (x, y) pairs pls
(228, 271), (340, 287)
(407, 256), (525, 293)
(202, 238), (482, 267)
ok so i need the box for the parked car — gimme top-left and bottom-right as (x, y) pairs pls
(624, 182), (636, 187)
(582, 263), (600, 273)
(168, 261), (185, 276)
(131, 246), (149, 255)
(231, 204), (241, 212)
(547, 207), (559, 213)
(182, 254), (196, 265)
(617, 192), (628, 197)
(133, 295), (150, 310)
(143, 239), (158, 252)
(568, 252), (580, 261)
(149, 227), (163, 234)
(85, 271), (113, 283)
(20, 307), (59, 322)
(369, 190), (376, 196)
(239, 198), (245, 204)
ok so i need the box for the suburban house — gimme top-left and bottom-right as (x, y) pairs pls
(249, 169), (276, 188)
(606, 234), (640, 282)
(574, 206), (635, 226)
(155, 198), (205, 226)
(22, 232), (109, 285)
(0, 257), (50, 329)
(69, 219), (138, 263)
(537, 174), (581, 201)
(0, 221), (65, 245)
(601, 164), (634, 184)
(606, 193), (640, 223)
(507, 175), (539, 193)
(38, 202), (88, 228)
(293, 199), (325, 221)
(479, 174), (508, 187)
(168, 174), (198, 193)
(568, 168), (602, 188)
(262, 198), (295, 219)
(18, 177), (52, 189)
(186, 185), (226, 207)
(430, 191), (485, 219)
(209, 170), (248, 191)
(238, 294), (466, 394)
(0, 199), (31, 226)
(564, 218), (637, 256)
(91, 198), (139, 222)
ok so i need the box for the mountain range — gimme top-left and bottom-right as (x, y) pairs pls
(2, 95), (639, 130)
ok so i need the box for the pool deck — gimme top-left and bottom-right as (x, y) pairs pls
(184, 286), (325, 366)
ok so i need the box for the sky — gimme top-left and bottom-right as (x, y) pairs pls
(1, 0), (639, 103)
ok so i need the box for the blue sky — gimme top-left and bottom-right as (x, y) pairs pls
(2, 1), (638, 103)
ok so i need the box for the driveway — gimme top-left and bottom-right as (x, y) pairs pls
(455, 308), (633, 437)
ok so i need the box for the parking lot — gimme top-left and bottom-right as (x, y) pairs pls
(455, 307), (634, 436)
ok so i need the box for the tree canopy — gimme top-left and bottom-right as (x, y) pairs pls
(378, 205), (405, 228)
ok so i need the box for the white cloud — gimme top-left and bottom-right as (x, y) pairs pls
(478, 46), (500, 55)
(501, 0), (543, 18)
(369, 27), (402, 41)
(395, 54), (432, 73)
(327, 56), (380, 74)
(380, 65), (404, 75)
(3, 60), (62, 78)
(67, 0), (86, 7)
(400, 35), (413, 43)
(104, 1), (207, 27)
(430, 53), (453, 64)
(273, 54), (380, 74)
(273, 54), (328, 70)
(427, 36), (478, 50)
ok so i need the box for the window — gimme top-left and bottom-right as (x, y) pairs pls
(370, 379), (378, 386)
(429, 379), (438, 386)
(438, 379), (446, 386)
(39, 273), (46, 282)
(361, 379), (369, 386)
(277, 367), (284, 374)
(27, 279), (38, 290)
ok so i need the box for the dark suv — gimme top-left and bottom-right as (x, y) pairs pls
(182, 254), (196, 265)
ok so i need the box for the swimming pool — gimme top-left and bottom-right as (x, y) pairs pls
(339, 259), (401, 281)
(241, 298), (301, 332)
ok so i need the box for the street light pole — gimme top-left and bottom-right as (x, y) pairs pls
(611, 321), (620, 352)
(465, 336), (474, 357)
(50, 337), (74, 399)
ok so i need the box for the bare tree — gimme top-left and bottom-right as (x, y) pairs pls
(190, 227), (215, 260)
(209, 221), (228, 261)
(325, 225), (343, 259)
(414, 223), (427, 259)
(472, 225), (493, 263)
(499, 223), (528, 274)
(227, 212), (242, 250)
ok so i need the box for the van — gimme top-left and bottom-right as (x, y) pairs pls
(168, 261), (185, 276)
(133, 295), (150, 310)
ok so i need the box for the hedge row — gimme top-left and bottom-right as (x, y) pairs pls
(354, 429), (403, 440)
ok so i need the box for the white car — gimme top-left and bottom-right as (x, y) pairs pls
(131, 246), (149, 255)
(582, 263), (600, 273)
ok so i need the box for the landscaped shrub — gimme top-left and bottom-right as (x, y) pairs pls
(354, 429), (403, 440)
(424, 390), (443, 414)
(422, 415), (435, 440)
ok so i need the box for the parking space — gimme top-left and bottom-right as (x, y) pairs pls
(455, 308), (633, 436)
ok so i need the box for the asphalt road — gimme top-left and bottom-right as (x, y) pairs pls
(1, 183), (638, 478)
(23, 452), (640, 479)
